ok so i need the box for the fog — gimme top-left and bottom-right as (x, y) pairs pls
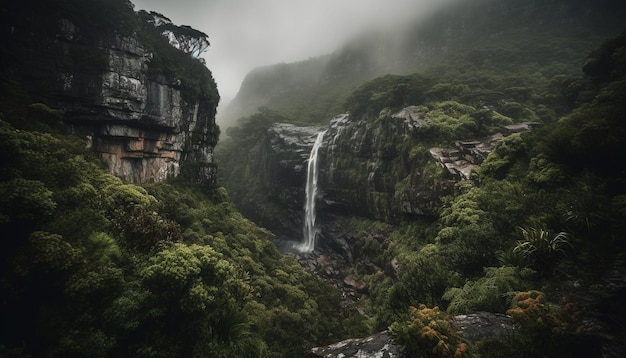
(130, 0), (457, 116)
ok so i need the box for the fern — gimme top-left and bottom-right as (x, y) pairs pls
(443, 266), (531, 314)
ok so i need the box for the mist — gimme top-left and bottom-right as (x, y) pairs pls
(130, 0), (458, 117)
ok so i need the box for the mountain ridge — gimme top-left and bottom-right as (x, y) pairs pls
(219, 0), (626, 130)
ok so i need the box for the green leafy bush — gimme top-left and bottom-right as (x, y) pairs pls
(443, 266), (532, 314)
(513, 227), (571, 275)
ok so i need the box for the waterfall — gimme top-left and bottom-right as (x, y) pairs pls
(295, 130), (327, 253)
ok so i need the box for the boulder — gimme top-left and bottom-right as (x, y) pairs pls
(306, 312), (514, 358)
(305, 331), (402, 358)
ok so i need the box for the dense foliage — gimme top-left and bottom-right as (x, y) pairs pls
(0, 96), (366, 357)
(3, 0), (626, 357)
(218, 23), (626, 356)
(0, 1), (364, 357)
(351, 30), (626, 356)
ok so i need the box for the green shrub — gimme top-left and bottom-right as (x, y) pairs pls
(443, 266), (532, 314)
(513, 226), (571, 275)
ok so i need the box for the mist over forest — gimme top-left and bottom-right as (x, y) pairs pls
(1, 0), (626, 357)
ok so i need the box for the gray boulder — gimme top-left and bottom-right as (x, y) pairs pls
(306, 312), (513, 358)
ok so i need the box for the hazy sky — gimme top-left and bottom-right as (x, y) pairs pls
(130, 0), (455, 110)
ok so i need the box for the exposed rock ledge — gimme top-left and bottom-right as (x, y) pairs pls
(304, 331), (402, 358)
(66, 34), (219, 185)
(429, 122), (539, 180)
(305, 312), (513, 358)
(6, 15), (220, 186)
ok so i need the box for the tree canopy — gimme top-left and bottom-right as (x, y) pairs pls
(138, 10), (210, 58)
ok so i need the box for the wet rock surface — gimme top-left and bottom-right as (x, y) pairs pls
(304, 331), (402, 358)
(429, 122), (538, 180)
(452, 312), (513, 342)
(286, 243), (368, 311)
(305, 312), (515, 358)
(5, 19), (220, 186)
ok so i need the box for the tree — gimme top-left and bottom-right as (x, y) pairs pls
(164, 24), (210, 57)
(138, 10), (210, 58)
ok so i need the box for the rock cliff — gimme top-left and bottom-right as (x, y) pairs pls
(319, 109), (443, 221)
(251, 107), (530, 240)
(65, 34), (219, 186)
(220, 106), (533, 274)
(1, 1), (220, 186)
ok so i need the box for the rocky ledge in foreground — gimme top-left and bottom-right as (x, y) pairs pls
(304, 331), (402, 358)
(304, 312), (513, 358)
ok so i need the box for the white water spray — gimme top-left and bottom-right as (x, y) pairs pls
(295, 130), (327, 253)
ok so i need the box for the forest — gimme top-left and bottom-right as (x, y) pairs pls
(1, 0), (626, 357)
(217, 6), (626, 357)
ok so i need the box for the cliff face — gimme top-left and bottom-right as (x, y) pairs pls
(255, 110), (435, 236)
(319, 110), (443, 220)
(1, 1), (220, 186)
(222, 107), (529, 250)
(65, 34), (219, 186)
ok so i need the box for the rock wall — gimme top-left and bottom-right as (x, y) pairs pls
(305, 313), (513, 358)
(319, 109), (443, 221)
(1, 5), (220, 186)
(61, 34), (219, 185)
(248, 107), (533, 255)
(262, 108), (448, 235)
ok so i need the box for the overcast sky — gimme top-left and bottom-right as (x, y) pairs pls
(130, 0), (455, 112)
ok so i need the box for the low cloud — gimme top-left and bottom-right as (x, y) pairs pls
(131, 0), (457, 107)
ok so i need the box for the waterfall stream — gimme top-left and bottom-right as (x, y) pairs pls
(295, 130), (327, 253)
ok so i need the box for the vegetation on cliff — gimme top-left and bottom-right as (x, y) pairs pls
(353, 30), (626, 357)
(0, 91), (365, 357)
(2, 0), (626, 357)
(1, 0), (219, 124)
(217, 20), (626, 358)
(0, 1), (364, 357)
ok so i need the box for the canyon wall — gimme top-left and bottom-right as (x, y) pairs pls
(1, 3), (220, 186)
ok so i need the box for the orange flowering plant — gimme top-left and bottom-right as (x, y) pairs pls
(390, 304), (473, 358)
(504, 290), (590, 356)
(506, 290), (584, 335)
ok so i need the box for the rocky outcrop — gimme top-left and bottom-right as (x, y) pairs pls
(452, 312), (513, 342)
(70, 37), (174, 183)
(268, 123), (325, 179)
(257, 108), (536, 250)
(306, 312), (514, 358)
(319, 109), (441, 220)
(429, 122), (538, 180)
(64, 34), (219, 186)
(429, 134), (504, 180)
(305, 331), (402, 358)
(262, 109), (442, 255)
(2, 5), (220, 186)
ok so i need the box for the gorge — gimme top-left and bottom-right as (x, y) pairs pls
(216, 0), (626, 356)
(2, 0), (626, 357)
